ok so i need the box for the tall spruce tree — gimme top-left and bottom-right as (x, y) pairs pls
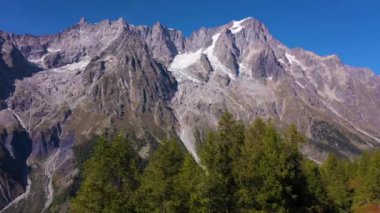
(200, 112), (244, 212)
(176, 154), (206, 212)
(235, 120), (309, 212)
(234, 117), (268, 211)
(352, 150), (380, 211)
(302, 160), (329, 212)
(71, 135), (139, 212)
(320, 154), (352, 212)
(137, 139), (186, 212)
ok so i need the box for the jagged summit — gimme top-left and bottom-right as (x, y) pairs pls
(229, 17), (253, 33)
(79, 17), (86, 25)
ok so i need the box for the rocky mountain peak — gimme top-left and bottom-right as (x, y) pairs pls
(116, 17), (127, 27)
(0, 17), (379, 211)
(79, 17), (87, 25)
(152, 21), (164, 31)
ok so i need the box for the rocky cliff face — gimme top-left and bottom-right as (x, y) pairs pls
(0, 17), (379, 211)
(169, 17), (380, 161)
(0, 32), (40, 105)
(0, 110), (31, 210)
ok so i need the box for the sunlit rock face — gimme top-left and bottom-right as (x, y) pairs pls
(0, 17), (379, 210)
(169, 17), (380, 160)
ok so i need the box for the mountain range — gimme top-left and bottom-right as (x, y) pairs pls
(0, 17), (379, 212)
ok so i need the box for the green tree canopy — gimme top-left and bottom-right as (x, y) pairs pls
(69, 114), (380, 213)
(137, 139), (186, 212)
(71, 135), (139, 213)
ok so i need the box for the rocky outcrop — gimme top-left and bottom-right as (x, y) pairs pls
(0, 110), (31, 210)
(0, 34), (39, 103)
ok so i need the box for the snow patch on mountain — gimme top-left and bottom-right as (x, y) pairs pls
(47, 47), (61, 53)
(278, 58), (285, 64)
(169, 31), (237, 81)
(169, 50), (203, 83)
(230, 17), (252, 34)
(285, 53), (299, 66)
(51, 57), (91, 73)
(169, 50), (202, 70)
(203, 33), (236, 79)
(285, 52), (308, 71)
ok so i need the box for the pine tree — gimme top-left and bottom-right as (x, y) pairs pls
(234, 117), (268, 211)
(235, 121), (308, 212)
(71, 135), (139, 212)
(71, 137), (110, 212)
(245, 124), (286, 212)
(302, 160), (329, 212)
(108, 135), (140, 212)
(176, 154), (206, 212)
(244, 117), (267, 143)
(137, 139), (185, 212)
(320, 154), (352, 212)
(200, 112), (244, 212)
(352, 150), (380, 211)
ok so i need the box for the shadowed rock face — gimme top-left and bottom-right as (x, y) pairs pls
(0, 33), (40, 103)
(0, 110), (31, 210)
(0, 17), (379, 210)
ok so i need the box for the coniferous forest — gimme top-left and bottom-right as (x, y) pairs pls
(69, 113), (380, 213)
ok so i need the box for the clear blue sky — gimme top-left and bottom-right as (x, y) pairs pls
(1, 0), (379, 74)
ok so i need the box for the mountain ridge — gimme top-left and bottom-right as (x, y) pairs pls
(0, 17), (379, 211)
